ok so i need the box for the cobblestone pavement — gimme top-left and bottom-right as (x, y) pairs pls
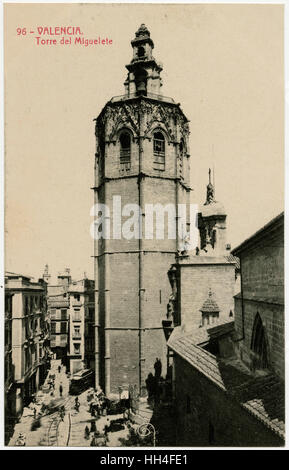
(8, 360), (131, 447)
(8, 360), (71, 447)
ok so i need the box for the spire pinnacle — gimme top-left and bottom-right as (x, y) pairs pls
(205, 168), (215, 205)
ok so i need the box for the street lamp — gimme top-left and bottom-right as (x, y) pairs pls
(137, 422), (156, 447)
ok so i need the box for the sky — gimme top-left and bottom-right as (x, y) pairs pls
(4, 3), (284, 282)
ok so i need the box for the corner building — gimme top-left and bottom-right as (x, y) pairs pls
(94, 25), (191, 395)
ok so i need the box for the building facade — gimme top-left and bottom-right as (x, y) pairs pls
(47, 269), (70, 365)
(94, 24), (191, 396)
(4, 272), (50, 429)
(68, 278), (95, 374)
(47, 268), (95, 374)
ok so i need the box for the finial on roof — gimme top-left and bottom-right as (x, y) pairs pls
(135, 24), (150, 38)
(204, 168), (216, 205)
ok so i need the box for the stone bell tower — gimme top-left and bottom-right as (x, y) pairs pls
(93, 24), (191, 396)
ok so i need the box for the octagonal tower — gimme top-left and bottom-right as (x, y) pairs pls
(94, 25), (191, 396)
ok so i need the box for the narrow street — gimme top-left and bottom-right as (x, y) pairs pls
(8, 359), (132, 447)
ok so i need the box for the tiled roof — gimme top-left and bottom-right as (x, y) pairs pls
(172, 319), (234, 347)
(168, 326), (285, 440)
(225, 254), (240, 270)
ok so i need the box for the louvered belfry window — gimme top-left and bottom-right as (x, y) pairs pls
(153, 132), (165, 170)
(120, 132), (131, 170)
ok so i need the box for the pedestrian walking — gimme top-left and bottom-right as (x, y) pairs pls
(84, 425), (90, 440)
(90, 420), (96, 433)
(59, 383), (63, 397)
(60, 406), (65, 421)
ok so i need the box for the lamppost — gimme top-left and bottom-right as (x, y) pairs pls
(137, 422), (156, 447)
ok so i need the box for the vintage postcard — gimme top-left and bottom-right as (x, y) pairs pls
(2, 2), (285, 450)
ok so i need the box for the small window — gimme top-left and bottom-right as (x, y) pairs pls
(120, 132), (131, 170)
(74, 343), (81, 355)
(61, 309), (67, 320)
(89, 307), (94, 320)
(50, 309), (56, 320)
(137, 46), (145, 58)
(73, 310), (81, 321)
(153, 132), (165, 170)
(60, 322), (67, 334)
(74, 326), (80, 336)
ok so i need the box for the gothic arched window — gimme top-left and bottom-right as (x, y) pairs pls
(251, 313), (269, 370)
(153, 131), (165, 170)
(120, 132), (131, 170)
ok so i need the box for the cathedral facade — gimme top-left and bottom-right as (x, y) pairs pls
(93, 25), (191, 395)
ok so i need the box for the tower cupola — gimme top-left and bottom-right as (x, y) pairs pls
(124, 24), (163, 97)
(198, 169), (227, 255)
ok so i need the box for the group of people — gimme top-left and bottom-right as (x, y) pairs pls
(84, 417), (110, 446)
(83, 387), (110, 446)
(47, 366), (64, 397)
(87, 387), (107, 418)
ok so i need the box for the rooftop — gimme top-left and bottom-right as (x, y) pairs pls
(168, 325), (285, 440)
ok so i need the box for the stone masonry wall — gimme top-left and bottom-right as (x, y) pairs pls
(174, 355), (283, 447)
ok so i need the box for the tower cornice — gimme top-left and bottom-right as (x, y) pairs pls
(95, 94), (189, 127)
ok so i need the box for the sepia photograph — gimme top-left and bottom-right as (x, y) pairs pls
(2, 2), (285, 449)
